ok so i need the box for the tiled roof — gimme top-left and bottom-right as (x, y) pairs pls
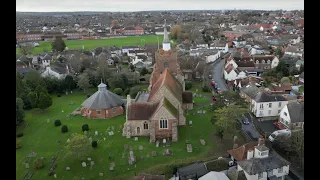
(227, 142), (258, 161)
(127, 101), (160, 120)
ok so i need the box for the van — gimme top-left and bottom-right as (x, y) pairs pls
(268, 129), (291, 142)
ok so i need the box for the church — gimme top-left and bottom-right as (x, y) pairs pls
(122, 20), (193, 142)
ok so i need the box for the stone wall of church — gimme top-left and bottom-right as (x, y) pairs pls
(122, 120), (150, 137)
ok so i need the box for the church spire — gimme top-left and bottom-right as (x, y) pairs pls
(162, 19), (171, 51)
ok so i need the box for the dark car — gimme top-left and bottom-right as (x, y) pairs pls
(242, 116), (250, 125)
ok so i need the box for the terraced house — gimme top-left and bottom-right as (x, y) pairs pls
(122, 20), (193, 142)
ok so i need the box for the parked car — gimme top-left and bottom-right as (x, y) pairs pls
(242, 116), (250, 125)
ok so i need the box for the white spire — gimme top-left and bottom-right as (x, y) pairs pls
(162, 19), (171, 51)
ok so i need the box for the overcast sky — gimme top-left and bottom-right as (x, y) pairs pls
(16, 0), (304, 12)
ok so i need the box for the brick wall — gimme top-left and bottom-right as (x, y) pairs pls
(81, 106), (124, 119)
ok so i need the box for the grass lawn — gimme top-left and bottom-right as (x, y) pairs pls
(16, 92), (220, 180)
(186, 81), (213, 97)
(16, 35), (164, 55)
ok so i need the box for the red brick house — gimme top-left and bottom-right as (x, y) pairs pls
(135, 26), (144, 35)
(81, 82), (124, 119)
(123, 26), (144, 35)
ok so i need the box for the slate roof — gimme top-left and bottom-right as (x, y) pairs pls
(177, 163), (208, 179)
(51, 63), (68, 74)
(254, 91), (287, 102)
(81, 83), (124, 110)
(182, 92), (193, 103)
(42, 54), (52, 61)
(227, 142), (258, 161)
(287, 102), (304, 123)
(237, 153), (290, 175)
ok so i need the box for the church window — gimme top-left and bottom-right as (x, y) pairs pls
(144, 122), (149, 129)
(159, 118), (168, 129)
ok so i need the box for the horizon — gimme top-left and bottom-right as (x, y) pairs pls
(16, 0), (304, 12)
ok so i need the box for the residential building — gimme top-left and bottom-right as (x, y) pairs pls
(177, 163), (208, 180)
(41, 63), (70, 79)
(251, 91), (288, 119)
(199, 171), (230, 180)
(276, 102), (304, 130)
(237, 137), (290, 180)
(284, 45), (303, 57)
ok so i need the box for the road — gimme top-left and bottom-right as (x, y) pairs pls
(241, 113), (260, 141)
(210, 58), (229, 91)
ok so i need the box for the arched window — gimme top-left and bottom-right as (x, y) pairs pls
(143, 122), (148, 129)
(159, 118), (168, 129)
(137, 127), (140, 134)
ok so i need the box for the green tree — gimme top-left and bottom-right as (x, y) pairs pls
(212, 105), (248, 140)
(140, 67), (149, 76)
(20, 43), (33, 56)
(276, 61), (289, 76)
(27, 92), (38, 108)
(65, 134), (91, 159)
(129, 87), (141, 98)
(24, 70), (45, 91)
(42, 77), (60, 94)
(77, 73), (90, 93)
(64, 75), (76, 91)
(35, 85), (48, 98)
(280, 77), (291, 85)
(51, 37), (66, 52)
(113, 88), (123, 96)
(299, 64), (304, 73)
(129, 63), (135, 72)
(108, 73), (128, 90)
(16, 98), (25, 125)
(38, 92), (53, 110)
(16, 73), (32, 109)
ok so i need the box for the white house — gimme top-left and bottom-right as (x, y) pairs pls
(278, 102), (304, 130)
(233, 38), (246, 48)
(237, 137), (290, 180)
(41, 66), (69, 79)
(251, 91), (288, 118)
(206, 51), (222, 63)
(199, 171), (230, 180)
(224, 61), (247, 81)
(121, 46), (140, 54)
(284, 45), (303, 57)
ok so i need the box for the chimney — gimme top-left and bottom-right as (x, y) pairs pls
(258, 136), (265, 146)
(127, 95), (131, 106)
(247, 149), (254, 160)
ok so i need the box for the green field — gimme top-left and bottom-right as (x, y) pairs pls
(16, 35), (164, 55)
(16, 90), (221, 180)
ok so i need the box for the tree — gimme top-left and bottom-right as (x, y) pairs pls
(51, 37), (66, 52)
(111, 20), (119, 27)
(299, 64), (304, 73)
(64, 75), (76, 91)
(170, 25), (182, 40)
(35, 85), (48, 98)
(28, 92), (38, 108)
(113, 88), (123, 96)
(289, 66), (299, 76)
(129, 63), (135, 72)
(24, 70), (45, 91)
(77, 73), (90, 93)
(140, 67), (148, 76)
(38, 92), (53, 110)
(16, 98), (25, 125)
(210, 91), (248, 112)
(65, 134), (91, 159)
(108, 73), (128, 90)
(212, 105), (248, 141)
(20, 44), (33, 56)
(276, 61), (289, 77)
(129, 87), (141, 98)
(42, 77), (60, 94)
(280, 77), (291, 85)
(275, 48), (283, 57)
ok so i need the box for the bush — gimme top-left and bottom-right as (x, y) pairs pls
(17, 133), (24, 138)
(124, 88), (130, 96)
(185, 81), (193, 90)
(202, 85), (211, 92)
(113, 88), (123, 96)
(48, 171), (55, 176)
(16, 139), (22, 149)
(54, 120), (62, 127)
(57, 93), (61, 97)
(86, 94), (91, 98)
(129, 87), (141, 98)
(82, 124), (89, 132)
(61, 125), (68, 133)
(92, 140), (98, 148)
(34, 158), (45, 169)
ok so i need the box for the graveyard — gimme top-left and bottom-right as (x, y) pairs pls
(16, 85), (244, 179)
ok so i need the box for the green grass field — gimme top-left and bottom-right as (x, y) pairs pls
(16, 91), (219, 180)
(16, 35), (164, 55)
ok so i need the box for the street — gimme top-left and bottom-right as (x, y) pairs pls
(210, 58), (229, 91)
(241, 113), (260, 141)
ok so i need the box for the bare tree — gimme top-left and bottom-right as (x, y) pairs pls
(20, 43), (33, 56)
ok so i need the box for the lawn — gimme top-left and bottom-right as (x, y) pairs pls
(16, 35), (164, 55)
(186, 81), (213, 97)
(16, 92), (219, 180)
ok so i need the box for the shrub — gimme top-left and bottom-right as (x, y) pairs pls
(54, 120), (62, 127)
(61, 125), (68, 133)
(185, 81), (193, 90)
(92, 140), (98, 148)
(124, 88), (130, 96)
(86, 94), (91, 98)
(48, 171), (55, 176)
(57, 93), (61, 97)
(129, 87), (141, 98)
(113, 88), (123, 96)
(82, 124), (89, 132)
(202, 85), (211, 92)
(34, 158), (45, 169)
(16, 139), (22, 149)
(17, 133), (24, 138)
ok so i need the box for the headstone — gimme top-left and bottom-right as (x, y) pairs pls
(84, 131), (88, 135)
(95, 131), (98, 136)
(200, 139), (206, 146)
(162, 139), (166, 146)
(164, 149), (173, 156)
(54, 174), (57, 179)
(82, 162), (87, 167)
(156, 141), (159, 147)
(66, 167), (70, 171)
(126, 135), (131, 139)
(66, 139), (71, 143)
(109, 166), (114, 171)
(99, 173), (103, 177)
(25, 162), (29, 169)
(88, 137), (92, 144)
(166, 141), (171, 147)
(196, 89), (198, 92)
(139, 145), (143, 150)
(124, 144), (128, 150)
(111, 126), (115, 130)
(71, 91), (73, 94)
(152, 151), (157, 157)
(47, 119), (50, 123)
(134, 137), (138, 141)
(87, 157), (91, 161)
(189, 120), (193, 126)
(122, 153), (126, 158)
(129, 146), (133, 151)
(108, 131), (114, 136)
(203, 110), (206, 114)
(129, 151), (134, 156)
(110, 162), (115, 167)
(61, 110), (64, 113)
(90, 161), (95, 168)
(103, 137), (106, 141)
(187, 144), (193, 152)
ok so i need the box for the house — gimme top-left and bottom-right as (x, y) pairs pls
(299, 72), (304, 84)
(237, 137), (290, 180)
(122, 46), (140, 55)
(232, 55), (279, 70)
(122, 21), (192, 143)
(222, 31), (248, 40)
(284, 45), (303, 57)
(223, 63), (247, 81)
(81, 82), (124, 119)
(233, 37), (246, 48)
(110, 25), (123, 35)
(270, 85), (292, 94)
(107, 59), (114, 66)
(250, 91), (288, 119)
(177, 162), (208, 180)
(276, 102), (304, 130)
(123, 26), (137, 36)
(181, 69), (193, 80)
(41, 63), (70, 80)
(199, 171), (230, 180)
(205, 50), (222, 63)
(228, 141), (258, 162)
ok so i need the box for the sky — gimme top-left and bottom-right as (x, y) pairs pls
(16, 0), (304, 12)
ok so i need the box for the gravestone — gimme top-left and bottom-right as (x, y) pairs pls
(200, 139), (206, 146)
(187, 144), (193, 152)
(122, 153), (126, 158)
(90, 161), (95, 168)
(47, 119), (50, 123)
(126, 135), (131, 139)
(156, 141), (160, 147)
(124, 144), (128, 150)
(88, 137), (92, 144)
(66, 139), (71, 143)
(129, 146), (133, 151)
(54, 174), (57, 179)
(66, 167), (70, 171)
(83, 131), (87, 136)
(95, 131), (98, 136)
(162, 139), (166, 147)
(61, 110), (64, 113)
(134, 137), (138, 141)
(25, 162), (29, 169)
(203, 110), (206, 114)
(104, 137), (106, 141)
(163, 149), (173, 156)
(82, 162), (87, 167)
(139, 145), (143, 150)
(189, 120), (193, 126)
(99, 173), (103, 177)
(108, 131), (114, 136)
(129, 151), (134, 156)
(110, 162), (115, 167)
(87, 157), (91, 161)
(166, 141), (171, 147)
(128, 159), (133, 165)
(111, 126), (115, 131)
(152, 151), (157, 157)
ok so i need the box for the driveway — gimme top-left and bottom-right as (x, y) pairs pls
(210, 58), (229, 91)
(241, 113), (260, 141)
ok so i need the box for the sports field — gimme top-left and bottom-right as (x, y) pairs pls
(16, 35), (164, 55)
